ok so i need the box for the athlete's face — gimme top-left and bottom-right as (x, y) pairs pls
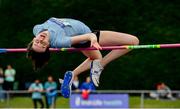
(32, 32), (50, 52)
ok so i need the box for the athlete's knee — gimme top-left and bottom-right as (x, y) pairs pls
(89, 55), (102, 60)
(131, 36), (139, 45)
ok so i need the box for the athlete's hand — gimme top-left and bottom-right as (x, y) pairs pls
(90, 34), (102, 50)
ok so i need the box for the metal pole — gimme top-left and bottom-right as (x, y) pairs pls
(140, 92), (144, 109)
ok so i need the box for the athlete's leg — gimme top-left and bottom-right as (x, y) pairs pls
(90, 31), (139, 86)
(73, 50), (102, 76)
(99, 31), (139, 67)
(61, 50), (102, 98)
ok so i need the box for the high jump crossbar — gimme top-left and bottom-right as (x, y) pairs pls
(0, 43), (180, 53)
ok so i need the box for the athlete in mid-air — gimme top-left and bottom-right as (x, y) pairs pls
(27, 17), (139, 98)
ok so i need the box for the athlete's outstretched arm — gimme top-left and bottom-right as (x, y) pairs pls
(71, 33), (102, 49)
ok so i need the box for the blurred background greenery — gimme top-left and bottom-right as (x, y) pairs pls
(0, 0), (179, 90)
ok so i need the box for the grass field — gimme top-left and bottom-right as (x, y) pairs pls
(0, 96), (180, 108)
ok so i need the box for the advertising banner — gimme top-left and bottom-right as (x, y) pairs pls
(70, 93), (129, 108)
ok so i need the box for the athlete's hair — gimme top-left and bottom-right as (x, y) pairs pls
(27, 41), (50, 71)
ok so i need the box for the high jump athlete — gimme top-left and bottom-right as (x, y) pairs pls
(27, 17), (139, 98)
